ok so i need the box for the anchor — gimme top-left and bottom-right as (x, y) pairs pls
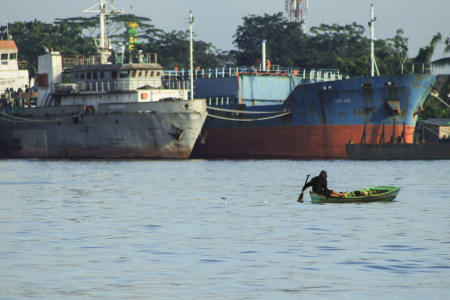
(169, 125), (184, 141)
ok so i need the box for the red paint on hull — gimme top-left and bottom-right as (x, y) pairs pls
(192, 124), (415, 159)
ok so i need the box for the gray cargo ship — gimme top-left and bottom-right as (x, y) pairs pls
(0, 1), (206, 159)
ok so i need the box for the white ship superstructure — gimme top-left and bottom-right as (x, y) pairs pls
(0, 40), (31, 102)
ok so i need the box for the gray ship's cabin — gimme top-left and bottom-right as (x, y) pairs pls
(71, 62), (164, 92)
(65, 51), (164, 92)
(37, 51), (189, 106)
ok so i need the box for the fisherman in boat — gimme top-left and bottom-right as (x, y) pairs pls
(302, 170), (348, 198)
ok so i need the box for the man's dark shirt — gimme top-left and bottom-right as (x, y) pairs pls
(304, 175), (331, 197)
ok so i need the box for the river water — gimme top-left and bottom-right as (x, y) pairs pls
(0, 159), (449, 299)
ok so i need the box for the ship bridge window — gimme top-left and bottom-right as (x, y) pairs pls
(1, 54), (7, 60)
(9, 53), (17, 60)
(138, 71), (142, 77)
(80, 73), (85, 80)
(150, 71), (154, 77)
(120, 70), (130, 78)
(112, 71), (118, 79)
(87, 72), (91, 80)
(100, 71), (104, 79)
(145, 70), (148, 76)
(131, 70), (137, 77)
(93, 72), (98, 80)
(156, 71), (161, 76)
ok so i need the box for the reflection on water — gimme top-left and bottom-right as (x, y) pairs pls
(0, 159), (449, 299)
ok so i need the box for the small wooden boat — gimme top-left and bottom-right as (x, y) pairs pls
(310, 186), (400, 204)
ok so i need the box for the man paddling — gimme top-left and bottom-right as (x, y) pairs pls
(302, 170), (348, 198)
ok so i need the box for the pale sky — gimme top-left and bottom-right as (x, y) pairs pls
(1, 0), (449, 61)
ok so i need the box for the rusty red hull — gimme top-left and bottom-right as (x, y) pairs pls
(192, 124), (414, 159)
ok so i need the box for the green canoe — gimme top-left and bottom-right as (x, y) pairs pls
(310, 186), (400, 204)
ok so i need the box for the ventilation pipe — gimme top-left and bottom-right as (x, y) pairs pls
(262, 40), (266, 72)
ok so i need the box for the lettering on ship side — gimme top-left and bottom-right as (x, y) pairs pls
(333, 99), (351, 104)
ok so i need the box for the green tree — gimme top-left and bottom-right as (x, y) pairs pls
(306, 23), (368, 74)
(432, 36), (450, 68)
(420, 75), (450, 120)
(233, 13), (306, 67)
(413, 33), (442, 63)
(0, 20), (93, 78)
(390, 29), (409, 68)
(232, 14), (403, 76)
(412, 33), (450, 119)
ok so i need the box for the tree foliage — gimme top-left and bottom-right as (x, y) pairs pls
(2, 12), (444, 78)
(233, 12), (307, 67)
(232, 13), (414, 76)
(432, 36), (450, 68)
(413, 33), (442, 63)
(0, 20), (93, 77)
(415, 34), (450, 119)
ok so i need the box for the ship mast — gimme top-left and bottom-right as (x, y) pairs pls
(6, 21), (10, 40)
(189, 11), (194, 100)
(83, 0), (124, 64)
(369, 4), (380, 77)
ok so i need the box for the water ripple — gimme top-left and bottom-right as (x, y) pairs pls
(0, 159), (449, 299)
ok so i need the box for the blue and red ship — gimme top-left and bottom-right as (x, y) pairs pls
(186, 70), (435, 159)
(165, 4), (436, 159)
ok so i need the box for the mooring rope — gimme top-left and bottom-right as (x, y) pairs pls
(206, 106), (287, 114)
(0, 105), (291, 123)
(186, 107), (291, 122)
(430, 92), (450, 108)
(0, 110), (80, 123)
(421, 122), (441, 137)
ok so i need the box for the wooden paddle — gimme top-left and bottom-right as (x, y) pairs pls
(297, 174), (310, 203)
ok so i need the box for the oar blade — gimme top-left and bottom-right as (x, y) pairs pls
(297, 192), (304, 203)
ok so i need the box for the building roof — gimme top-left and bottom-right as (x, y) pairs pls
(0, 40), (18, 50)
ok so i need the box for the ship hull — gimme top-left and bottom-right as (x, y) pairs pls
(191, 74), (436, 159)
(0, 99), (206, 159)
(193, 124), (415, 159)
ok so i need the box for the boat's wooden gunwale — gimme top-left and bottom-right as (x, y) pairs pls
(310, 186), (400, 204)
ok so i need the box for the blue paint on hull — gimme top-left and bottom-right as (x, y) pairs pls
(192, 73), (436, 159)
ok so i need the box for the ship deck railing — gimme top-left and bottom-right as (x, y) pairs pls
(51, 79), (190, 94)
(163, 66), (343, 82)
(50, 78), (217, 95)
(401, 63), (434, 74)
(62, 53), (158, 70)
